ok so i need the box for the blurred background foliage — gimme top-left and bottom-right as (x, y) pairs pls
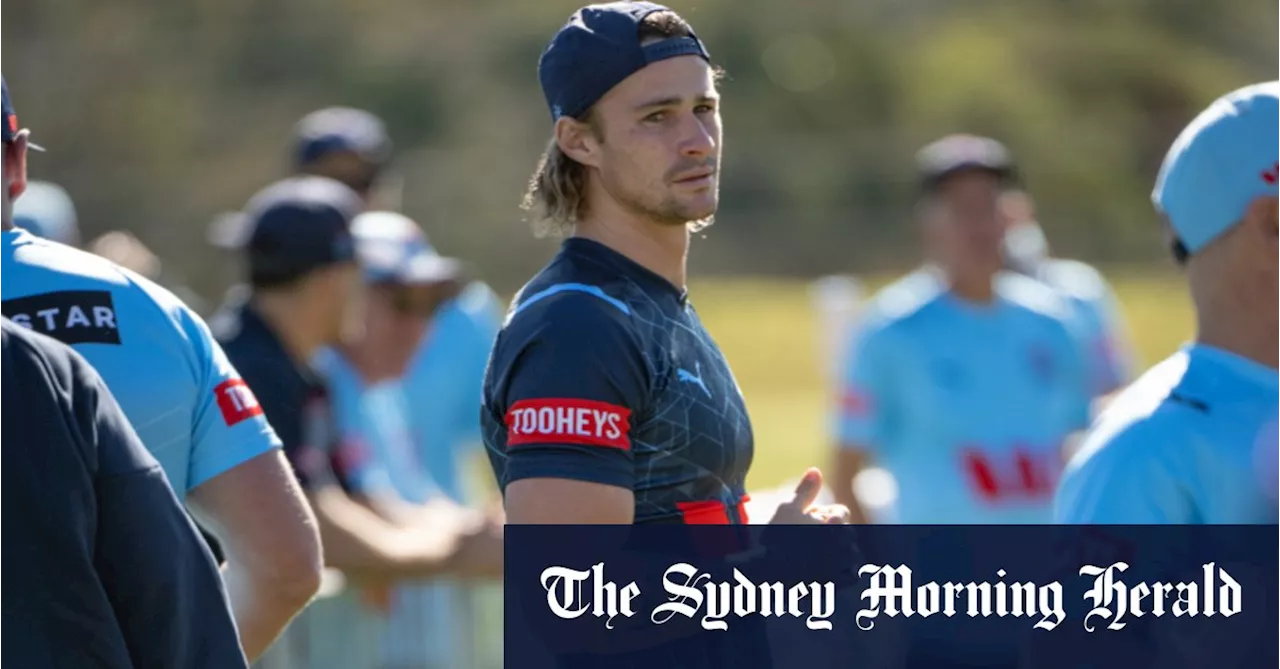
(4, 0), (1276, 299)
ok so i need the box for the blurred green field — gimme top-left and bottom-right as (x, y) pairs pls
(688, 268), (1194, 492)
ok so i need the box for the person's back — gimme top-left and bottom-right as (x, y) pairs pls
(1057, 345), (1278, 525)
(1, 228), (278, 492)
(0, 318), (248, 669)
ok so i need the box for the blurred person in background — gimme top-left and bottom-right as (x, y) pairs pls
(0, 76), (323, 662)
(292, 106), (400, 209)
(1001, 189), (1137, 401)
(1056, 82), (1279, 524)
(14, 177), (211, 313)
(209, 176), (502, 667)
(312, 210), (503, 669)
(3, 319), (250, 669)
(828, 135), (1093, 668)
(487, 2), (847, 530)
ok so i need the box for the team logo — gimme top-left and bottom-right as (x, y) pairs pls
(2, 290), (121, 345)
(506, 398), (632, 450)
(214, 378), (263, 426)
(1028, 343), (1055, 383)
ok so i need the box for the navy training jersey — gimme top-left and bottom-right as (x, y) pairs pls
(482, 238), (754, 524)
(1, 319), (248, 669)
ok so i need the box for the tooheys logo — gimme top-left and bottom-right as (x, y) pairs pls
(506, 398), (632, 450)
(214, 378), (263, 426)
(2, 290), (121, 345)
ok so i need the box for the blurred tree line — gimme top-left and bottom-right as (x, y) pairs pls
(4, 0), (1275, 299)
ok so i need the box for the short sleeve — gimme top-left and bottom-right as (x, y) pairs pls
(1086, 284), (1137, 395)
(180, 307), (282, 489)
(834, 320), (897, 451)
(1054, 312), (1095, 432)
(1054, 421), (1194, 524)
(490, 295), (648, 491)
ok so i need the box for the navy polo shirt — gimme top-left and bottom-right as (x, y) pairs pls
(211, 296), (358, 491)
(1, 318), (247, 669)
(482, 238), (755, 524)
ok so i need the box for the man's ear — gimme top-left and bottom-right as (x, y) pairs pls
(5, 134), (30, 200)
(554, 116), (601, 169)
(1247, 195), (1279, 247)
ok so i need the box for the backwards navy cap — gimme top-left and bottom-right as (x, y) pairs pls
(539, 2), (710, 121)
(2, 76), (44, 151)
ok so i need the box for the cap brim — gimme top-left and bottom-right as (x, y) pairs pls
(393, 253), (465, 285)
(206, 211), (253, 250)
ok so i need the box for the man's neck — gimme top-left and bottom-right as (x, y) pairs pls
(944, 267), (997, 304)
(249, 292), (328, 366)
(1196, 309), (1279, 370)
(574, 207), (690, 291)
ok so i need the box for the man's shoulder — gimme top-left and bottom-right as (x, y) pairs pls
(1038, 258), (1111, 303)
(862, 268), (946, 329)
(1069, 353), (1199, 470)
(996, 270), (1078, 321)
(4, 234), (205, 345)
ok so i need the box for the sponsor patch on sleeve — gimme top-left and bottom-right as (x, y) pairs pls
(839, 387), (874, 416)
(505, 398), (632, 450)
(215, 378), (264, 426)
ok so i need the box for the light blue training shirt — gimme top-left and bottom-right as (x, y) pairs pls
(1055, 343), (1279, 524)
(1030, 258), (1136, 396)
(1, 228), (280, 493)
(836, 268), (1093, 524)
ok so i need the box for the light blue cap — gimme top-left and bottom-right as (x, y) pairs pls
(1153, 81), (1279, 254)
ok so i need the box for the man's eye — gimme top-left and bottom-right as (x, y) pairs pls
(695, 104), (716, 114)
(644, 111), (668, 123)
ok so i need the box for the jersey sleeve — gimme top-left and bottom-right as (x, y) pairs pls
(834, 318), (898, 452)
(489, 295), (648, 491)
(179, 305), (282, 489)
(73, 341), (249, 668)
(1054, 420), (1194, 524)
(1086, 282), (1137, 395)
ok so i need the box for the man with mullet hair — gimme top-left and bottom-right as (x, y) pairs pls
(483, 2), (849, 529)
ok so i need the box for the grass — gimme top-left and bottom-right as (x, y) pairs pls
(687, 268), (1194, 492)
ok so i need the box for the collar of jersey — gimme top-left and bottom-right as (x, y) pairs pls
(563, 237), (688, 304)
(1183, 342), (1280, 393)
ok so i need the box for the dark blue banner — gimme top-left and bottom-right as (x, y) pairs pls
(505, 525), (1278, 669)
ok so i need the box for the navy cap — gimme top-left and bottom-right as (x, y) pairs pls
(293, 107), (392, 168)
(539, 2), (710, 121)
(2, 77), (44, 151)
(917, 134), (1016, 193)
(352, 211), (464, 286)
(237, 176), (364, 286)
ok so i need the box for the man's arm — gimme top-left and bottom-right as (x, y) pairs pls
(186, 451), (324, 660)
(183, 308), (323, 660)
(488, 294), (647, 525)
(828, 319), (894, 524)
(79, 350), (249, 669)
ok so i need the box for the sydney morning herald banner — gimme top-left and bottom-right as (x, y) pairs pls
(505, 525), (1278, 669)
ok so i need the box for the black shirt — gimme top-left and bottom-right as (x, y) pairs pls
(482, 238), (755, 524)
(0, 318), (247, 669)
(211, 295), (351, 490)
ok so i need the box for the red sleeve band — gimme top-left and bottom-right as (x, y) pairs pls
(506, 398), (633, 450)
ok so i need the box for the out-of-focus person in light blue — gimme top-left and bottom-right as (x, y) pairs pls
(12, 180), (80, 246)
(313, 209), (503, 669)
(1001, 189), (1138, 401)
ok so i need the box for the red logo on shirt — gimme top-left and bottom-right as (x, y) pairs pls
(840, 388), (874, 416)
(215, 378), (263, 426)
(506, 398), (632, 450)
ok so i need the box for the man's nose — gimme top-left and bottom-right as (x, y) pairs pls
(679, 114), (716, 157)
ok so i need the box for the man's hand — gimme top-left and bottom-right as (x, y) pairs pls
(769, 468), (851, 525)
